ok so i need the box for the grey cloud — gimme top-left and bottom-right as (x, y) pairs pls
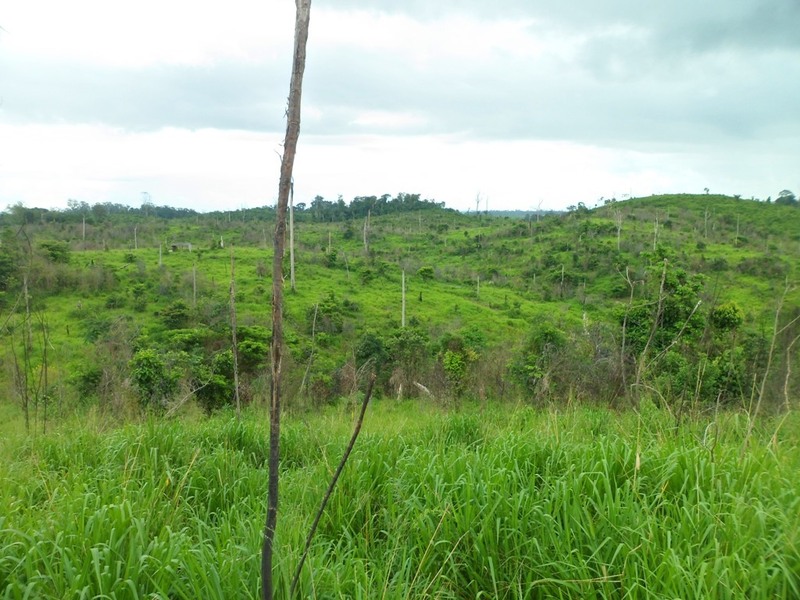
(302, 30), (800, 149)
(0, 56), (288, 131)
(318, 0), (800, 55)
(2, 0), (797, 155)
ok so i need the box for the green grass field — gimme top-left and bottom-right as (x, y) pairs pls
(2, 401), (798, 599)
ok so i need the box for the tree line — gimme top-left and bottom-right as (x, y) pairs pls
(0, 192), (449, 228)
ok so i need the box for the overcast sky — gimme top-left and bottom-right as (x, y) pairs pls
(1, 1), (798, 213)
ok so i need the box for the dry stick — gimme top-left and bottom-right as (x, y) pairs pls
(0, 291), (22, 334)
(289, 179), (296, 292)
(363, 209), (370, 253)
(741, 284), (800, 457)
(618, 266), (637, 393)
(401, 269), (406, 328)
(783, 332), (800, 413)
(633, 259), (668, 403)
(164, 382), (210, 418)
(230, 248), (241, 419)
(38, 312), (49, 434)
(289, 374), (376, 598)
(262, 1), (311, 599)
(22, 273), (32, 431)
(299, 303), (318, 395)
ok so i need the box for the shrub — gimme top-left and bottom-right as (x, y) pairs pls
(710, 301), (744, 332)
(160, 300), (190, 329)
(129, 348), (179, 409)
(39, 240), (70, 264)
(417, 266), (435, 281)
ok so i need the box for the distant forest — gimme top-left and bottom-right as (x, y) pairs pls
(0, 192), (449, 226)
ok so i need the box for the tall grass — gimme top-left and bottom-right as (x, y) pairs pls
(1, 402), (798, 599)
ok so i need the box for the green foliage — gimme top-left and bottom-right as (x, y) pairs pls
(82, 315), (113, 343)
(307, 291), (356, 335)
(386, 327), (431, 396)
(710, 301), (744, 331)
(194, 350), (235, 413)
(356, 331), (388, 369)
(462, 324), (487, 354)
(509, 321), (566, 396)
(129, 348), (179, 409)
(166, 327), (214, 351)
(417, 265), (435, 281)
(160, 300), (190, 329)
(776, 189), (797, 206)
(38, 240), (71, 264)
(0, 229), (22, 295)
(238, 339), (268, 374)
(1, 192), (799, 410)
(359, 267), (376, 285)
(437, 327), (486, 398)
(236, 325), (270, 374)
(442, 349), (467, 395)
(389, 327), (429, 366)
(104, 293), (126, 309)
(323, 247), (337, 268)
(69, 365), (104, 402)
(623, 263), (705, 355)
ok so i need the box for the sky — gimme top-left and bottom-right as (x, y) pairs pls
(1, 1), (799, 213)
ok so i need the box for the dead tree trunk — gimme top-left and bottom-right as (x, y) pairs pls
(230, 249), (241, 419)
(289, 180), (296, 292)
(363, 209), (370, 254)
(262, 2), (311, 599)
(401, 269), (406, 328)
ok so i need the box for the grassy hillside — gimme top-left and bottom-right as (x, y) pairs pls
(1, 193), (799, 423)
(2, 193), (800, 599)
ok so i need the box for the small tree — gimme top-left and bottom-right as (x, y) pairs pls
(129, 348), (178, 409)
(417, 266), (434, 281)
(160, 300), (189, 329)
(510, 321), (565, 400)
(776, 189), (797, 206)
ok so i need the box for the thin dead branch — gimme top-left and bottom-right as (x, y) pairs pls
(289, 374), (376, 597)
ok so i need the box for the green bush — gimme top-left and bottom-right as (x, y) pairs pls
(129, 348), (179, 409)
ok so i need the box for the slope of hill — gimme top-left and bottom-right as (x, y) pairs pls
(1, 193), (798, 423)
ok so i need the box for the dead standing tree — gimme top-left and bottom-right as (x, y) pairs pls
(262, 1), (312, 599)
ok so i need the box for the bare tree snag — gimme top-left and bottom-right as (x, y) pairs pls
(230, 248), (241, 419)
(619, 266), (637, 393)
(289, 180), (296, 292)
(262, 2), (311, 599)
(652, 215), (659, 251)
(363, 209), (370, 254)
(401, 269), (406, 328)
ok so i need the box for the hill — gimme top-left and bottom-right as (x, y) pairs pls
(1, 192), (799, 425)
